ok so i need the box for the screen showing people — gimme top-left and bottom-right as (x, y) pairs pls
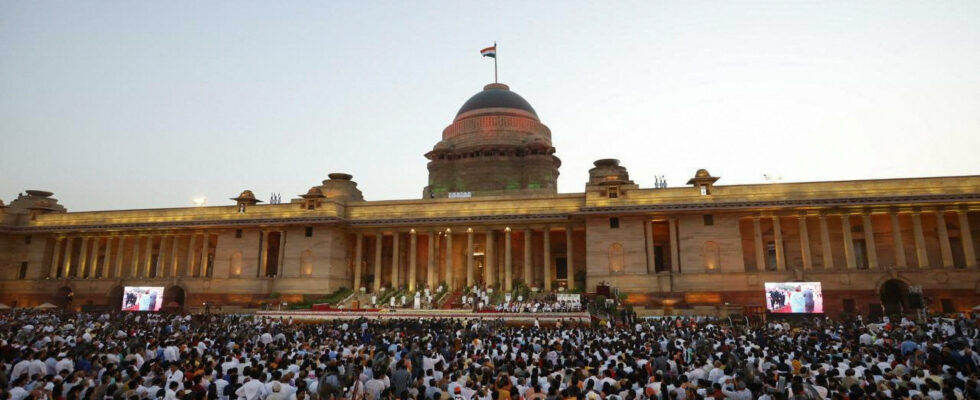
(122, 286), (164, 311)
(765, 282), (823, 314)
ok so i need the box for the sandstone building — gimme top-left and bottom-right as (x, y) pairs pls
(1, 83), (979, 316)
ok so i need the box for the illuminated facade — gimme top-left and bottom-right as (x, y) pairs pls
(1, 83), (979, 316)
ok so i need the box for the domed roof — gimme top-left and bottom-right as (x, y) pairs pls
(456, 83), (537, 118)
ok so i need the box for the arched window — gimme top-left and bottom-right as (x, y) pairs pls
(301, 250), (314, 277)
(608, 243), (624, 274)
(229, 251), (242, 277)
(703, 241), (720, 271)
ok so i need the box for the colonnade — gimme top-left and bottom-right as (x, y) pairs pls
(351, 225), (579, 293)
(750, 208), (976, 270)
(47, 232), (215, 280)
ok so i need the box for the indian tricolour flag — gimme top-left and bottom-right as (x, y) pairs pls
(480, 46), (496, 58)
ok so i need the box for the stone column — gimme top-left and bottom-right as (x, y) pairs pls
(911, 212), (929, 267)
(391, 232), (400, 288)
(935, 211), (954, 268)
(819, 214), (834, 269)
(890, 211), (907, 268)
(100, 237), (112, 278)
(523, 228), (533, 285)
(169, 236), (180, 278)
(146, 236), (156, 278)
(374, 231), (383, 292)
(199, 233), (209, 277)
(277, 230), (286, 278)
(543, 225), (551, 291)
(183, 234), (193, 277)
(62, 237), (74, 278)
(257, 231), (268, 278)
(861, 213), (879, 269)
(841, 214), (856, 269)
(669, 218), (680, 273)
(78, 237), (90, 278)
(445, 229), (454, 289)
(957, 210), (977, 267)
(116, 236), (127, 278)
(131, 236), (142, 278)
(644, 219), (654, 273)
(752, 217), (765, 270)
(772, 215), (786, 270)
(466, 228), (475, 288)
(799, 214), (813, 269)
(485, 229), (495, 286)
(88, 238), (100, 278)
(49, 237), (64, 278)
(427, 231), (436, 289)
(353, 232), (363, 290)
(566, 225), (574, 289)
(408, 230), (417, 291)
(504, 228), (512, 291)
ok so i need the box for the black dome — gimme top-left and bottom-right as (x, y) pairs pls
(456, 83), (537, 118)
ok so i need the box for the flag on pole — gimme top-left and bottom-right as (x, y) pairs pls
(480, 46), (496, 58)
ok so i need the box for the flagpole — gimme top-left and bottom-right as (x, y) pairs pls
(494, 41), (498, 83)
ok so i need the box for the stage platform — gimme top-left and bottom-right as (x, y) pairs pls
(255, 309), (591, 324)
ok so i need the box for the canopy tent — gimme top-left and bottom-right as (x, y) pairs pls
(35, 303), (59, 309)
(0, 303), (10, 310)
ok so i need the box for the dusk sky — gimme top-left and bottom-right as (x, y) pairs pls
(1, 1), (978, 211)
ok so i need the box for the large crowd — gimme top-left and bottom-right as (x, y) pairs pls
(1, 309), (979, 400)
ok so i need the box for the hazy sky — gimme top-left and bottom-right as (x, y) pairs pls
(2, 1), (978, 212)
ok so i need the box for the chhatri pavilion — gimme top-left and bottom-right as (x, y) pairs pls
(1, 82), (979, 316)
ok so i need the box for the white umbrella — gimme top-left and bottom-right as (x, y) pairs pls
(972, 304), (980, 311)
(0, 303), (10, 310)
(35, 303), (59, 309)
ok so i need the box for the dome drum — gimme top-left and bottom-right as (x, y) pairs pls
(424, 83), (560, 198)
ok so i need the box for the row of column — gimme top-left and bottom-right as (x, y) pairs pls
(353, 225), (577, 292)
(752, 209), (976, 270)
(48, 232), (213, 280)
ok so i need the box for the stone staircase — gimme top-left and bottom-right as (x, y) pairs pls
(439, 289), (463, 309)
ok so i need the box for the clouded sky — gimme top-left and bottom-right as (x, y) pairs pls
(2, 1), (978, 211)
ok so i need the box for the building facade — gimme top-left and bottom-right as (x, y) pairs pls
(1, 83), (979, 316)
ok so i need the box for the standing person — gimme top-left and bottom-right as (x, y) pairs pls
(789, 287), (805, 313)
(803, 287), (815, 313)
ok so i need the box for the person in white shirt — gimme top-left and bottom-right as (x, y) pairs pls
(236, 373), (269, 400)
(165, 364), (184, 392)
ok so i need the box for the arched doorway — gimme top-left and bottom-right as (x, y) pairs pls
(879, 279), (910, 316)
(107, 286), (124, 310)
(164, 286), (186, 309)
(55, 286), (74, 308)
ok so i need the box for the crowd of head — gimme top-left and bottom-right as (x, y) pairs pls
(1, 309), (979, 400)
(488, 301), (582, 314)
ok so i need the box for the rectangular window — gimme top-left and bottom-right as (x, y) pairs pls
(853, 240), (869, 269)
(654, 245), (666, 272)
(766, 242), (777, 271)
(555, 257), (568, 280)
(307, 202), (315, 210)
(305, 227), (314, 237)
(24, 235), (32, 245)
(700, 185), (709, 196)
(608, 187), (619, 198)
(235, 229), (243, 239)
(703, 215), (714, 226)
(609, 217), (620, 229)
(19, 262), (28, 279)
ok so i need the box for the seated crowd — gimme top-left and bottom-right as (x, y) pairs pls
(489, 301), (583, 313)
(1, 309), (979, 400)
